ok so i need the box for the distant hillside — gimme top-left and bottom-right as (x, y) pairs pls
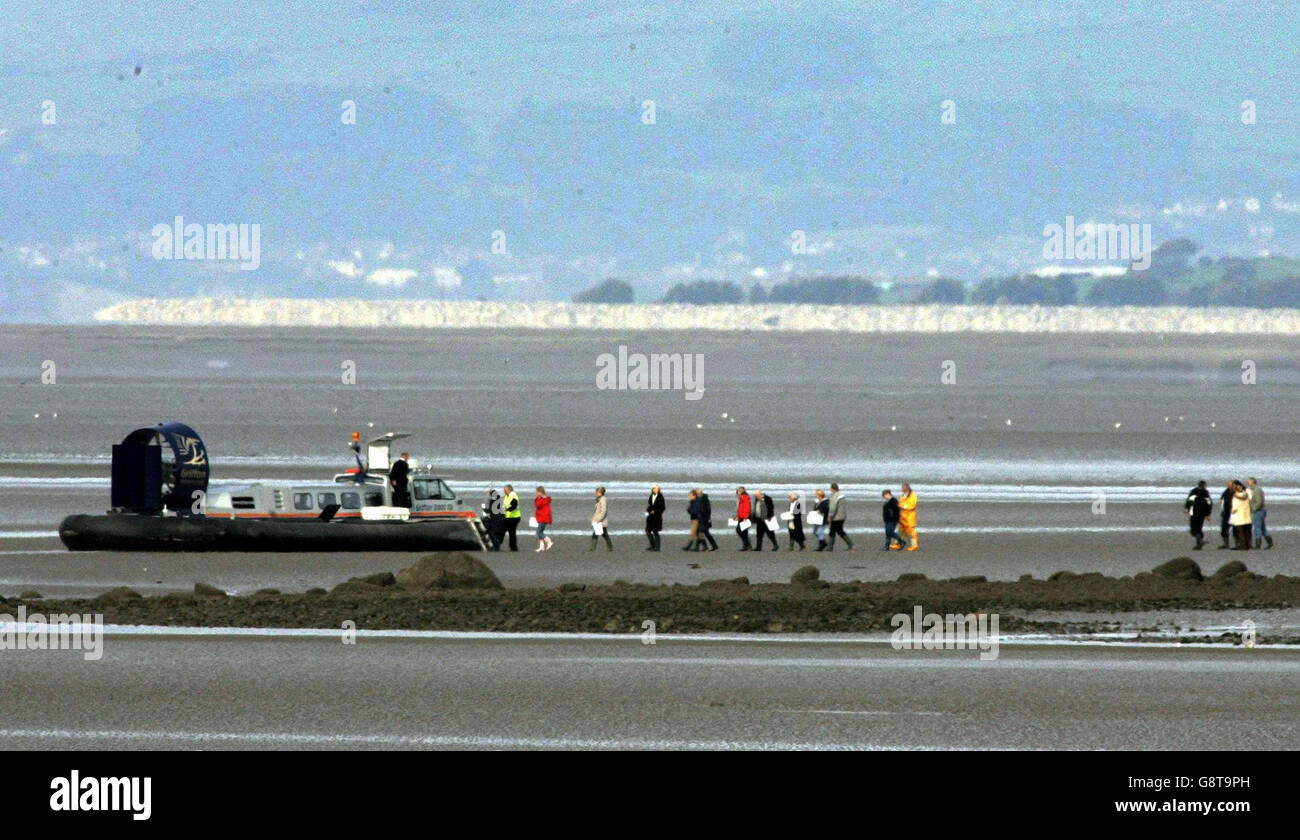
(6, 1), (1300, 322)
(94, 299), (1300, 334)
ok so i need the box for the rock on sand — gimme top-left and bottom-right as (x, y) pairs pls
(95, 587), (143, 607)
(1151, 557), (1203, 582)
(1212, 560), (1249, 579)
(396, 552), (503, 590)
(790, 565), (821, 585)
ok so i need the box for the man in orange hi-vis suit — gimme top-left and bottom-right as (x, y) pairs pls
(898, 483), (919, 551)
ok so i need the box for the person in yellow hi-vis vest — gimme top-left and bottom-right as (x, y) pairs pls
(898, 483), (919, 551)
(502, 484), (522, 551)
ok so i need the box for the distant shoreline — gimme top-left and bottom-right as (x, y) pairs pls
(92, 299), (1300, 333)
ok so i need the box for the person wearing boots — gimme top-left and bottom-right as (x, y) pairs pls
(827, 483), (855, 551)
(588, 486), (614, 551)
(1229, 480), (1253, 550)
(502, 484), (522, 551)
(1183, 480), (1212, 550)
(1248, 477), (1273, 549)
(645, 485), (665, 551)
(752, 490), (779, 551)
(1217, 480), (1235, 549)
(684, 489), (702, 551)
(812, 489), (830, 551)
(482, 487), (505, 551)
(533, 486), (553, 552)
(697, 489), (718, 551)
(786, 492), (805, 550)
(897, 483), (918, 551)
(881, 489), (904, 550)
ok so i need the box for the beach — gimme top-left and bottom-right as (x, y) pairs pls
(0, 323), (1295, 639)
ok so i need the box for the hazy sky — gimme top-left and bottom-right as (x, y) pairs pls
(3, 0), (1298, 316)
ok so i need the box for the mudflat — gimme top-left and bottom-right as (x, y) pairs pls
(7, 554), (1294, 643)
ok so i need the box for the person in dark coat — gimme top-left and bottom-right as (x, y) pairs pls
(502, 484), (521, 551)
(1218, 480), (1235, 549)
(1248, 477), (1273, 549)
(645, 485), (666, 551)
(752, 490), (778, 551)
(389, 452), (412, 507)
(881, 489), (904, 550)
(684, 489), (702, 551)
(481, 487), (505, 551)
(697, 489), (718, 551)
(1183, 480), (1212, 550)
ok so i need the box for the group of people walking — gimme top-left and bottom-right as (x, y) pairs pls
(482, 476), (1282, 556)
(680, 483), (919, 553)
(480, 484), (608, 553)
(1183, 477), (1274, 551)
(480, 483), (920, 554)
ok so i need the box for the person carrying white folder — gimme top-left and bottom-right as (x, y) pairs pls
(752, 490), (779, 551)
(734, 486), (753, 550)
(786, 492), (806, 550)
(588, 486), (614, 552)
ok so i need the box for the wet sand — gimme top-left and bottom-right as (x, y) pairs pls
(5, 634), (1297, 750)
(4, 325), (1300, 469)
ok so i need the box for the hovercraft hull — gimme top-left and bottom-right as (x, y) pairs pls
(59, 514), (484, 552)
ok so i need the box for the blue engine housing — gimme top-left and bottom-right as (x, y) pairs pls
(111, 422), (210, 515)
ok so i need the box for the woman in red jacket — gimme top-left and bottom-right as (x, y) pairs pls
(735, 486), (753, 551)
(534, 486), (554, 552)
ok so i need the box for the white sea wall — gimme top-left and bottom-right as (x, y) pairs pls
(93, 298), (1300, 334)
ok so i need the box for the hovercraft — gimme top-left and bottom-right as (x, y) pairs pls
(58, 423), (487, 552)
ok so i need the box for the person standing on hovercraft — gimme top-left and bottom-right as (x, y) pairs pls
(389, 452), (412, 508)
